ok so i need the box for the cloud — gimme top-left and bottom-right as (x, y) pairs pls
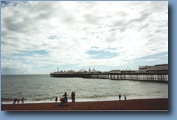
(87, 49), (118, 59)
(1, 1), (168, 74)
(12, 50), (48, 56)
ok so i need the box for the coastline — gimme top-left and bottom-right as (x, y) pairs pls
(1, 98), (168, 111)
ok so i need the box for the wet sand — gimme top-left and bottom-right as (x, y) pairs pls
(1, 98), (168, 111)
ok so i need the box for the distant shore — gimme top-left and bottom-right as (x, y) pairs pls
(1, 98), (168, 111)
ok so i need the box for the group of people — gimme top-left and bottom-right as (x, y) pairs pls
(12, 93), (126, 105)
(119, 94), (126, 101)
(55, 91), (76, 106)
(13, 97), (24, 104)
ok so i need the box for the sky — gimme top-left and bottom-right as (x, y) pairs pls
(1, 1), (168, 74)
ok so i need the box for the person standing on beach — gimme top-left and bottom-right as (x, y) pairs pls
(17, 99), (20, 104)
(13, 98), (17, 104)
(73, 92), (76, 103)
(55, 97), (58, 103)
(71, 91), (76, 103)
(119, 94), (121, 100)
(63, 92), (68, 103)
(21, 97), (24, 104)
(124, 95), (126, 101)
(71, 92), (74, 103)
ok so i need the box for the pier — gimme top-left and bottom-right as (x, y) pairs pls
(50, 64), (168, 83)
(50, 72), (168, 82)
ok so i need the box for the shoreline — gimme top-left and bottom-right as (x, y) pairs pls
(1, 98), (168, 111)
(1, 97), (168, 105)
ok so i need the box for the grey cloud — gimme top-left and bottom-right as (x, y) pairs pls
(111, 2), (167, 32)
(155, 29), (167, 34)
(36, 12), (54, 20)
(138, 23), (149, 31)
(61, 15), (76, 24)
(2, 2), (59, 34)
(117, 11), (128, 17)
(84, 14), (99, 24)
(29, 2), (59, 14)
(108, 12), (150, 35)
(108, 27), (124, 32)
(128, 13), (150, 24)
(112, 21), (126, 32)
(146, 1), (168, 13)
(3, 17), (30, 33)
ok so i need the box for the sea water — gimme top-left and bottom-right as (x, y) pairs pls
(1, 74), (168, 104)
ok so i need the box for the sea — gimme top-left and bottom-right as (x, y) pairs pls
(1, 74), (168, 104)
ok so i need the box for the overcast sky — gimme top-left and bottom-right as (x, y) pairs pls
(1, 1), (168, 74)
